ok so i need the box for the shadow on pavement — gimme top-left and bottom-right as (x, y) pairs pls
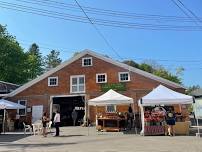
(59, 135), (85, 137)
(0, 134), (30, 142)
(1, 142), (77, 147)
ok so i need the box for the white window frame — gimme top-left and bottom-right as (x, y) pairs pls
(17, 100), (27, 116)
(118, 72), (130, 82)
(48, 77), (58, 86)
(106, 105), (116, 113)
(82, 57), (93, 67)
(70, 75), (85, 93)
(96, 73), (107, 83)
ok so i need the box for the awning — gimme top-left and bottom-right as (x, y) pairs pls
(139, 85), (194, 106)
(0, 99), (25, 109)
(88, 89), (133, 106)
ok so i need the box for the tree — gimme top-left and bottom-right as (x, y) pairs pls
(44, 50), (62, 71)
(26, 43), (44, 80)
(0, 24), (29, 84)
(123, 59), (183, 84)
(186, 85), (201, 95)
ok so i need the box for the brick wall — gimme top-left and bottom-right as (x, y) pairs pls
(8, 54), (185, 124)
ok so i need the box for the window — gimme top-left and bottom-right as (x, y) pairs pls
(48, 77), (58, 86)
(70, 75), (85, 93)
(119, 72), (130, 82)
(106, 105), (116, 113)
(18, 100), (27, 116)
(96, 73), (107, 83)
(82, 57), (92, 67)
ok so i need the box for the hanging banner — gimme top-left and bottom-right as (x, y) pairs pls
(194, 98), (202, 119)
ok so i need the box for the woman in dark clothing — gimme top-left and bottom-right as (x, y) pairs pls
(42, 112), (49, 137)
(166, 108), (176, 136)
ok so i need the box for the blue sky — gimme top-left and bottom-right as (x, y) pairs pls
(0, 0), (202, 87)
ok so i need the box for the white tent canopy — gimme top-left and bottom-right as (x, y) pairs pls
(138, 85), (194, 135)
(88, 89), (133, 106)
(0, 99), (25, 109)
(139, 85), (194, 106)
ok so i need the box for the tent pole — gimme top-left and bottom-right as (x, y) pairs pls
(3, 108), (6, 134)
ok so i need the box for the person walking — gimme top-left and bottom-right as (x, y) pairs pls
(166, 107), (176, 136)
(42, 112), (49, 137)
(71, 109), (77, 126)
(54, 110), (60, 136)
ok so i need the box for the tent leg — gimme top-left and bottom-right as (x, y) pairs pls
(3, 109), (6, 134)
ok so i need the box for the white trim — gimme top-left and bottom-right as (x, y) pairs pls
(17, 100), (27, 116)
(105, 105), (117, 113)
(48, 77), (58, 86)
(118, 72), (130, 82)
(82, 57), (93, 67)
(96, 73), (107, 83)
(70, 75), (85, 94)
(0, 81), (20, 87)
(7, 49), (185, 97)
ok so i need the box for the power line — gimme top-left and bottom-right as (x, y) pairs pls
(0, 1), (201, 31)
(176, 0), (202, 23)
(170, 0), (202, 29)
(14, 0), (202, 23)
(74, 0), (123, 60)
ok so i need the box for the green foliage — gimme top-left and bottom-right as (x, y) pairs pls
(26, 43), (44, 80)
(123, 59), (183, 84)
(186, 85), (201, 95)
(0, 24), (29, 84)
(44, 50), (62, 71)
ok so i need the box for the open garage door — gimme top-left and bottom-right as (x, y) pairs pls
(52, 96), (85, 126)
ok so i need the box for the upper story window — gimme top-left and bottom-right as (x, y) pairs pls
(96, 73), (107, 83)
(106, 105), (116, 113)
(119, 72), (130, 82)
(70, 75), (85, 93)
(48, 77), (58, 86)
(18, 100), (27, 116)
(82, 57), (92, 67)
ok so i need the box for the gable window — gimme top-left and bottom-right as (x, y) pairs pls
(18, 100), (27, 116)
(119, 72), (130, 82)
(106, 105), (116, 113)
(48, 77), (58, 86)
(70, 75), (85, 93)
(82, 57), (92, 67)
(96, 73), (107, 83)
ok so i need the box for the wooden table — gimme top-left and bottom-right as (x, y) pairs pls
(97, 117), (126, 132)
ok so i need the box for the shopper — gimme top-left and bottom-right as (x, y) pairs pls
(54, 110), (60, 136)
(166, 107), (176, 136)
(42, 112), (49, 137)
(71, 109), (77, 126)
(127, 104), (133, 130)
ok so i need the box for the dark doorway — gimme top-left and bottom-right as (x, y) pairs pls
(52, 96), (85, 126)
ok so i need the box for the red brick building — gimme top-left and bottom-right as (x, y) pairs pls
(6, 50), (185, 125)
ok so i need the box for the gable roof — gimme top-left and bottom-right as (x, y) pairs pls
(7, 49), (185, 97)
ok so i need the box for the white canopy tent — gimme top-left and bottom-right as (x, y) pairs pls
(88, 89), (133, 106)
(0, 99), (25, 133)
(138, 85), (194, 135)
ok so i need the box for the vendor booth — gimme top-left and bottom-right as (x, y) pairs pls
(139, 85), (194, 136)
(88, 89), (133, 132)
(0, 99), (25, 133)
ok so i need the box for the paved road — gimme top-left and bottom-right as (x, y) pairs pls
(0, 127), (202, 152)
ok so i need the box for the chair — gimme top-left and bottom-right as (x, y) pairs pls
(47, 121), (52, 133)
(23, 122), (32, 135)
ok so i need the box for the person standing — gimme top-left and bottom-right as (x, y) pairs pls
(71, 109), (77, 126)
(166, 107), (176, 136)
(128, 104), (133, 130)
(54, 110), (60, 136)
(42, 112), (48, 137)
